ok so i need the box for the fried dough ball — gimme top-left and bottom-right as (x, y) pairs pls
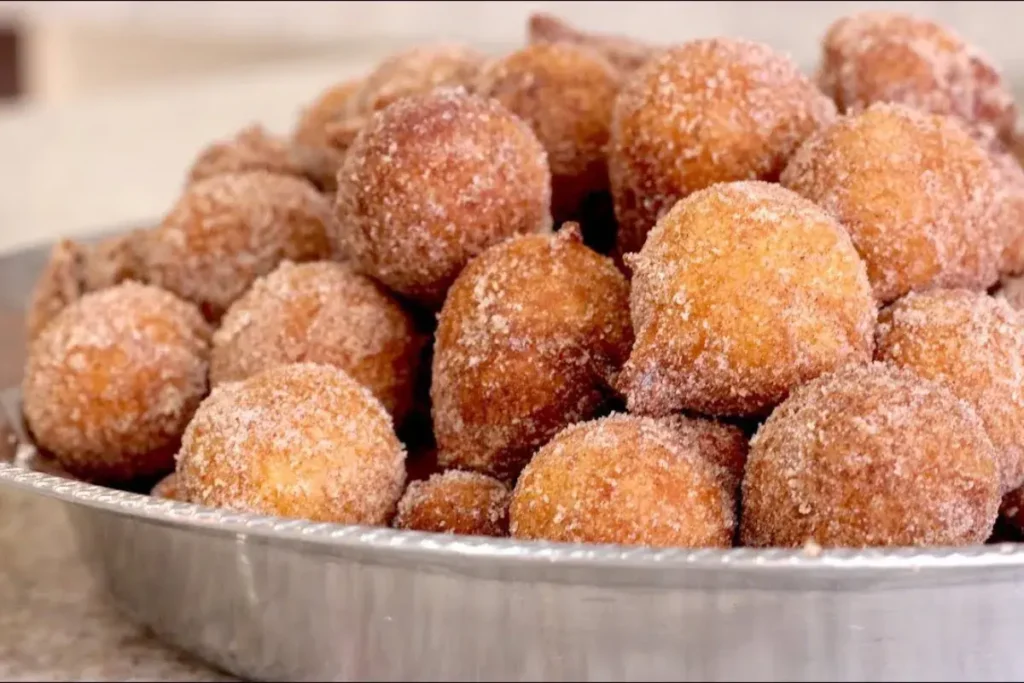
(22, 282), (211, 485)
(620, 181), (876, 418)
(334, 89), (552, 307)
(818, 11), (1017, 141)
(474, 43), (621, 227)
(291, 79), (364, 192)
(140, 171), (333, 321)
(608, 38), (836, 256)
(186, 125), (304, 186)
(875, 289), (1024, 493)
(393, 470), (510, 537)
(781, 103), (1003, 303)
(510, 414), (735, 549)
(432, 225), (632, 481)
(81, 230), (146, 292)
(177, 363), (406, 525)
(211, 260), (422, 425)
(151, 472), (185, 502)
(26, 240), (85, 342)
(980, 132), (1024, 276)
(660, 415), (749, 496)
(351, 44), (486, 116)
(741, 362), (1000, 548)
(526, 13), (661, 75)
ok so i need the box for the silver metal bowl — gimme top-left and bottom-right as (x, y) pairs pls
(2, 238), (1024, 682)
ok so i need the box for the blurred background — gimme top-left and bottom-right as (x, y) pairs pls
(1, 0), (1023, 106)
(0, 0), (1022, 251)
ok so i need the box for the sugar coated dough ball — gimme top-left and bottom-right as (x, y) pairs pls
(291, 79), (365, 192)
(741, 363), (1000, 548)
(431, 226), (633, 481)
(660, 414), (749, 496)
(211, 260), (422, 424)
(177, 363), (406, 525)
(818, 11), (1017, 140)
(875, 289), (1024, 494)
(609, 37), (836, 256)
(474, 43), (621, 224)
(22, 282), (211, 484)
(333, 89), (553, 307)
(510, 414), (735, 549)
(140, 171), (334, 320)
(393, 470), (511, 537)
(620, 181), (876, 418)
(186, 125), (304, 186)
(781, 103), (1003, 303)
(25, 240), (85, 342)
(151, 472), (186, 502)
(526, 13), (661, 76)
(351, 44), (486, 115)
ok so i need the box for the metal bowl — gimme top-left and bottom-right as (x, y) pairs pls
(2, 238), (1024, 682)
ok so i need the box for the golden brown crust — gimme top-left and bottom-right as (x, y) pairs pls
(431, 226), (633, 481)
(291, 79), (365, 192)
(187, 124), (305, 186)
(875, 288), (1024, 493)
(393, 470), (510, 537)
(333, 89), (553, 308)
(659, 414), (749, 496)
(510, 414), (735, 549)
(781, 103), (1003, 303)
(22, 282), (212, 485)
(211, 261), (423, 425)
(474, 43), (621, 225)
(177, 363), (406, 525)
(25, 240), (86, 343)
(526, 13), (660, 76)
(818, 11), (1018, 141)
(609, 38), (836, 257)
(620, 181), (876, 418)
(351, 44), (486, 115)
(140, 171), (334, 321)
(741, 362), (1000, 548)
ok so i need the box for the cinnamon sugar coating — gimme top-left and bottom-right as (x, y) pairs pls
(474, 43), (621, 227)
(177, 362), (406, 525)
(510, 414), (735, 549)
(620, 181), (876, 418)
(291, 79), (364, 192)
(394, 470), (510, 537)
(186, 124), (305, 186)
(431, 225), (632, 481)
(211, 260), (422, 425)
(609, 38), (836, 257)
(660, 414), (749, 496)
(333, 89), (553, 308)
(875, 289), (1024, 493)
(140, 171), (334, 321)
(22, 282), (211, 485)
(781, 102), (1003, 303)
(741, 362), (1000, 548)
(351, 44), (486, 115)
(526, 13), (661, 75)
(818, 11), (1017, 141)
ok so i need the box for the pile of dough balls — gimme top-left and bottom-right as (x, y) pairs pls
(22, 10), (1024, 551)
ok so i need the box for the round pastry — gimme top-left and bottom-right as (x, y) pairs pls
(875, 288), (1024, 493)
(291, 79), (365, 192)
(186, 124), (305, 186)
(741, 362), (1000, 548)
(350, 44), (486, 115)
(393, 470), (510, 537)
(22, 282), (211, 484)
(509, 414), (735, 549)
(177, 362), (406, 525)
(333, 89), (552, 307)
(660, 414), (749, 496)
(432, 225), (632, 480)
(474, 42), (620, 226)
(211, 260), (422, 425)
(619, 181), (876, 417)
(609, 37), (836, 256)
(140, 170), (333, 320)
(818, 11), (1017, 141)
(781, 102), (1003, 303)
